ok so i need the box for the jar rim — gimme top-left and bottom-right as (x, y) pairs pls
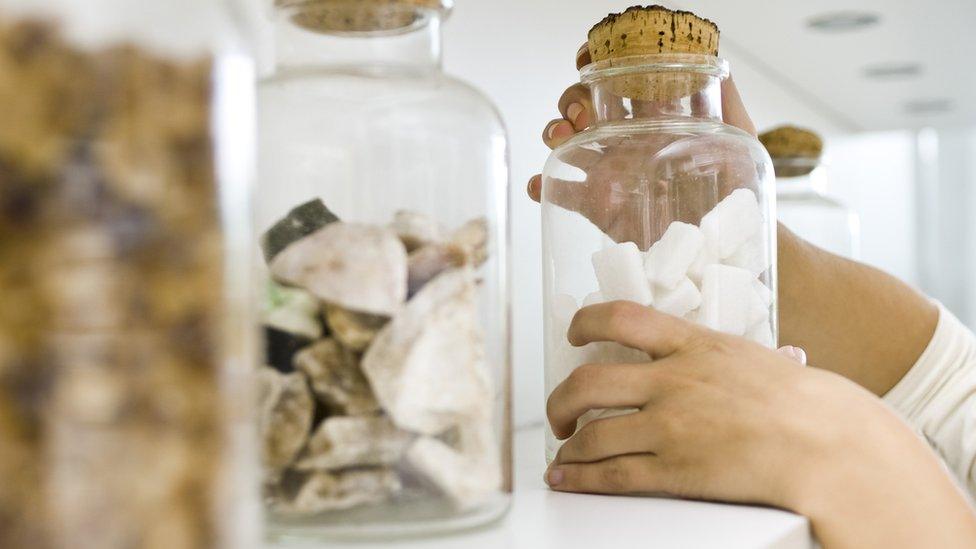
(580, 53), (729, 85)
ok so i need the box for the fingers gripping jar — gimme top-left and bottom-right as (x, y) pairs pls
(0, 1), (258, 548)
(255, 0), (511, 540)
(542, 7), (777, 460)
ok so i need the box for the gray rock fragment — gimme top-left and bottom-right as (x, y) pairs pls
(361, 267), (492, 435)
(294, 339), (379, 415)
(294, 415), (412, 471)
(261, 198), (339, 263)
(257, 366), (314, 474)
(269, 222), (407, 316)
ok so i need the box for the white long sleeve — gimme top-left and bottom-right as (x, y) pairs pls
(883, 303), (976, 497)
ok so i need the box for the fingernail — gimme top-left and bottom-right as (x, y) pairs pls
(546, 121), (559, 140)
(567, 103), (584, 125)
(546, 468), (564, 486)
(795, 347), (808, 365)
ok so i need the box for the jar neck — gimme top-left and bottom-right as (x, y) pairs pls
(272, 4), (443, 72)
(581, 55), (728, 126)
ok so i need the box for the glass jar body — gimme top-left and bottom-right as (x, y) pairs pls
(255, 7), (511, 541)
(0, 2), (258, 549)
(541, 56), (777, 461)
(777, 166), (860, 259)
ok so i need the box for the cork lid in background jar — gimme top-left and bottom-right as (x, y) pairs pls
(759, 126), (824, 177)
(276, 0), (453, 35)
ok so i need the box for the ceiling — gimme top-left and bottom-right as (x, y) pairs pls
(670, 0), (976, 132)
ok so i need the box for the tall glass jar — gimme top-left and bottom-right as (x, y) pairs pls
(542, 54), (777, 460)
(255, 0), (511, 540)
(0, 1), (258, 548)
(775, 158), (860, 259)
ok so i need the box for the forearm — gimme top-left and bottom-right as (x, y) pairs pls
(777, 223), (938, 395)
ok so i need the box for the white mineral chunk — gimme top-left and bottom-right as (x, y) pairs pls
(753, 279), (773, 307)
(654, 277), (701, 318)
(390, 210), (443, 252)
(405, 435), (500, 510)
(582, 291), (605, 307)
(724, 234), (771, 276)
(263, 281), (322, 339)
(644, 222), (705, 289)
(592, 241), (654, 305)
(747, 319), (775, 348)
(269, 222), (407, 316)
(294, 416), (412, 471)
(256, 367), (314, 474)
(282, 468), (401, 514)
(700, 188), (762, 259)
(687, 243), (719, 285)
(362, 267), (492, 435)
(449, 217), (490, 267)
(698, 264), (758, 336)
(407, 243), (466, 297)
(294, 339), (379, 415)
(548, 294), (586, 391)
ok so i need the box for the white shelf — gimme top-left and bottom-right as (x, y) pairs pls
(269, 425), (812, 549)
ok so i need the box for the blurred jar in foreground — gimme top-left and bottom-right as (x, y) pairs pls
(255, 0), (511, 541)
(542, 6), (777, 461)
(760, 126), (861, 259)
(0, 1), (257, 548)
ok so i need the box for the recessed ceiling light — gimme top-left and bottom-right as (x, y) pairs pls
(863, 62), (922, 79)
(807, 11), (881, 32)
(905, 99), (953, 115)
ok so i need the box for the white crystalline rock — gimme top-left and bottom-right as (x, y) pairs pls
(294, 416), (412, 471)
(582, 291), (605, 308)
(687, 243), (719, 285)
(592, 242), (654, 305)
(753, 279), (774, 307)
(547, 294), (586, 392)
(746, 283), (771, 327)
(405, 435), (500, 510)
(747, 320), (775, 348)
(644, 222), (705, 290)
(269, 222), (408, 316)
(698, 264), (759, 336)
(700, 188), (762, 259)
(362, 267), (492, 435)
(724, 234), (771, 276)
(654, 277), (701, 318)
(391, 210), (443, 252)
(263, 282), (322, 339)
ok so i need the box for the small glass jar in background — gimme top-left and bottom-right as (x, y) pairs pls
(0, 1), (258, 548)
(761, 126), (861, 260)
(542, 8), (778, 462)
(254, 0), (511, 540)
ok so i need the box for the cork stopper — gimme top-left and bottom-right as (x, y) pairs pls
(759, 125), (823, 177)
(277, 0), (451, 34)
(585, 6), (721, 102)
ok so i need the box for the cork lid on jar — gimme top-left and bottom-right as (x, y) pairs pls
(587, 5), (720, 63)
(759, 126), (824, 177)
(277, 0), (453, 34)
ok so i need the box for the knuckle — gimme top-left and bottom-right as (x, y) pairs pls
(575, 422), (600, 452)
(566, 363), (599, 390)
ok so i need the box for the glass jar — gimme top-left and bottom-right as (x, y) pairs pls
(0, 1), (258, 548)
(542, 54), (777, 461)
(776, 158), (860, 259)
(255, 0), (511, 540)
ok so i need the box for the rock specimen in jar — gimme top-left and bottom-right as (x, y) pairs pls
(294, 416), (412, 470)
(270, 222), (408, 316)
(265, 281), (324, 339)
(261, 198), (339, 263)
(294, 339), (379, 415)
(258, 367), (315, 474)
(259, 209), (500, 515)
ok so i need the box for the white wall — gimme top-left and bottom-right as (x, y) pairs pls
(443, 0), (851, 427)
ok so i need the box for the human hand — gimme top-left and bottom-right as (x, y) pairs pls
(546, 301), (976, 548)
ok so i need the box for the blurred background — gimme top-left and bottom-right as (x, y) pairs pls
(244, 0), (976, 428)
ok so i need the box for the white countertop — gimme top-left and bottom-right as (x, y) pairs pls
(272, 425), (812, 549)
